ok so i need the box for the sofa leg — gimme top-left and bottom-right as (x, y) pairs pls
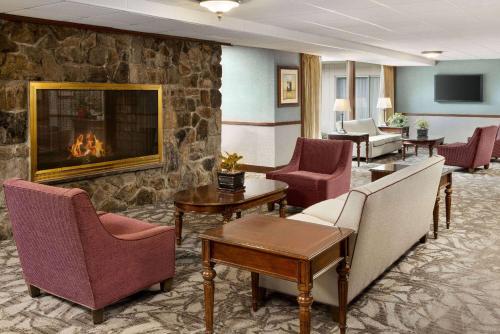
(467, 168), (475, 173)
(484, 164), (490, 170)
(27, 284), (41, 298)
(267, 202), (275, 212)
(160, 277), (173, 292)
(92, 309), (104, 324)
(419, 234), (428, 244)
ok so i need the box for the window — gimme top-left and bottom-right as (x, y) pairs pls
(335, 76), (380, 120)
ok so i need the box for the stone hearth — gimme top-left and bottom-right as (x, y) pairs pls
(0, 18), (222, 239)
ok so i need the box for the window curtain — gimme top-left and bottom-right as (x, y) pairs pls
(301, 54), (321, 139)
(375, 65), (386, 125)
(383, 65), (395, 121)
(355, 77), (369, 119)
(346, 60), (356, 120)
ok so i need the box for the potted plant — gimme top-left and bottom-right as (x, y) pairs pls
(416, 119), (429, 138)
(218, 152), (245, 192)
(387, 113), (409, 128)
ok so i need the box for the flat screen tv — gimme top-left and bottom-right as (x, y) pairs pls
(434, 75), (483, 102)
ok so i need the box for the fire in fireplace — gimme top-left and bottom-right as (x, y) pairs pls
(30, 82), (163, 182)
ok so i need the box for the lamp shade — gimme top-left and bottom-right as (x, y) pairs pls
(333, 99), (349, 112)
(376, 97), (392, 109)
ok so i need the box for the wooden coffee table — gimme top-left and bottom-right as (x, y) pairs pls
(370, 163), (453, 238)
(328, 132), (370, 166)
(402, 137), (444, 160)
(200, 215), (354, 334)
(173, 179), (288, 245)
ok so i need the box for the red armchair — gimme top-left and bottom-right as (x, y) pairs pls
(437, 125), (498, 172)
(492, 127), (500, 159)
(3, 178), (175, 324)
(266, 138), (352, 208)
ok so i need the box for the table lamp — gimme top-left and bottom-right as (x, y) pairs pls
(334, 99), (349, 133)
(376, 97), (392, 125)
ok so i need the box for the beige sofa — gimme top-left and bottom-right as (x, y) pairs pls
(337, 118), (402, 159)
(260, 156), (445, 307)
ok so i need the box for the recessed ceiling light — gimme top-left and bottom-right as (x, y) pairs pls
(200, 0), (240, 20)
(421, 51), (443, 59)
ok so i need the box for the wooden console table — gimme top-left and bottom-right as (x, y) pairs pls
(173, 179), (288, 245)
(200, 215), (354, 334)
(370, 163), (452, 238)
(328, 132), (370, 166)
(378, 126), (410, 138)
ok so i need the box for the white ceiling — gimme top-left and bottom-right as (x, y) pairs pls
(3, 0), (500, 66)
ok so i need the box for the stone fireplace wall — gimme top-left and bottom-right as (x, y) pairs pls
(0, 18), (222, 239)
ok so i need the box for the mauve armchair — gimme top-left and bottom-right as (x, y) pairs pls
(492, 127), (500, 159)
(266, 138), (352, 208)
(3, 178), (175, 324)
(437, 125), (498, 172)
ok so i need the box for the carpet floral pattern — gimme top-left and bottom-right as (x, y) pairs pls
(0, 154), (499, 333)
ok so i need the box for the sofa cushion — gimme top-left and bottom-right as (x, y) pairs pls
(341, 119), (379, 136)
(272, 170), (332, 189)
(288, 213), (332, 227)
(302, 193), (348, 223)
(369, 134), (401, 147)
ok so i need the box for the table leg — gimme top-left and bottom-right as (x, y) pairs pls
(356, 142), (361, 167)
(365, 140), (370, 164)
(251, 272), (260, 312)
(429, 145), (434, 157)
(433, 194), (440, 239)
(402, 145), (406, 161)
(415, 145), (418, 156)
(202, 241), (216, 334)
(445, 182), (452, 229)
(267, 202), (275, 212)
(222, 208), (233, 222)
(297, 282), (313, 333)
(337, 239), (350, 334)
(279, 198), (287, 218)
(174, 208), (184, 246)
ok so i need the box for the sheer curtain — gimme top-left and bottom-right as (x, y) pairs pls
(355, 77), (369, 119)
(301, 54), (321, 139)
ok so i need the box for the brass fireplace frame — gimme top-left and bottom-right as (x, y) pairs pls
(29, 82), (163, 183)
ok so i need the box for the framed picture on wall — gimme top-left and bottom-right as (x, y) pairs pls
(277, 66), (300, 107)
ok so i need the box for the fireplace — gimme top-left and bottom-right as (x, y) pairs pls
(29, 82), (163, 182)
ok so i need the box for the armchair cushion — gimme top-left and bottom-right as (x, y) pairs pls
(99, 213), (173, 240)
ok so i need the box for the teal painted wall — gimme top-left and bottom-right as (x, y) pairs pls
(221, 45), (300, 122)
(397, 59), (500, 116)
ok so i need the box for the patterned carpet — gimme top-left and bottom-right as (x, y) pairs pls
(0, 154), (499, 333)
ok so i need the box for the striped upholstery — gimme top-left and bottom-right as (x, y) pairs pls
(266, 138), (352, 207)
(3, 178), (175, 311)
(437, 126), (498, 170)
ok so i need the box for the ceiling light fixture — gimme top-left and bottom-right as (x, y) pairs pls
(421, 51), (443, 59)
(200, 0), (240, 20)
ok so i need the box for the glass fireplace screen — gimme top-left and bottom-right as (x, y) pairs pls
(30, 83), (163, 182)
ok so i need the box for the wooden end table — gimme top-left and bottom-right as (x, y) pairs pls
(328, 132), (370, 167)
(378, 126), (410, 138)
(402, 137), (444, 160)
(200, 215), (354, 334)
(173, 179), (288, 245)
(370, 163), (453, 238)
